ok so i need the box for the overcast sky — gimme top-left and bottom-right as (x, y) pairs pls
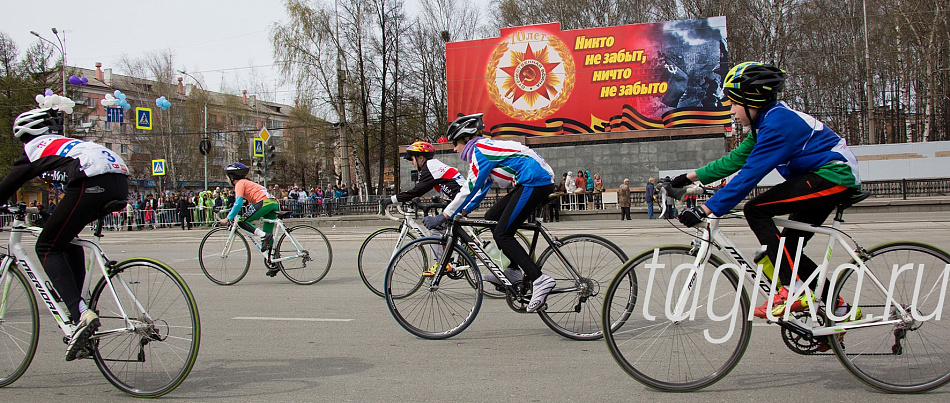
(3, 0), (489, 108)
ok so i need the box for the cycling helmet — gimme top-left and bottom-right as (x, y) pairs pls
(404, 141), (435, 161)
(225, 162), (250, 181)
(445, 113), (484, 143)
(13, 108), (62, 141)
(723, 62), (786, 108)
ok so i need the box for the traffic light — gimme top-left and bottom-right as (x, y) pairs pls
(264, 145), (276, 168)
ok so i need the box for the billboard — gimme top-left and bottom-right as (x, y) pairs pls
(447, 17), (730, 136)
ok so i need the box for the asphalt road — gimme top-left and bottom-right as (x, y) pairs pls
(2, 212), (950, 401)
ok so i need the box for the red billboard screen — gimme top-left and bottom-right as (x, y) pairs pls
(447, 17), (730, 136)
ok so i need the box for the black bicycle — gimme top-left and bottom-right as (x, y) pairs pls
(384, 211), (632, 340)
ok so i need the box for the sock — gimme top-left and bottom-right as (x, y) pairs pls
(255, 228), (266, 237)
(78, 300), (88, 315)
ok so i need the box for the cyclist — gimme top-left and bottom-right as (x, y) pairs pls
(218, 162), (280, 276)
(0, 106), (129, 361)
(670, 62), (862, 322)
(436, 113), (556, 313)
(380, 140), (466, 276)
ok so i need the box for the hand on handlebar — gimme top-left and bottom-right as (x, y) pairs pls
(671, 173), (693, 188)
(379, 197), (394, 208)
(678, 207), (707, 228)
(421, 214), (447, 229)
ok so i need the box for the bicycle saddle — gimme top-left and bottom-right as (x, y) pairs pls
(98, 200), (128, 219)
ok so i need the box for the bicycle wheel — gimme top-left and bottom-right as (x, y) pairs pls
(535, 234), (628, 340)
(275, 225), (332, 285)
(0, 264), (39, 388)
(385, 237), (482, 339)
(602, 245), (750, 392)
(829, 241), (950, 392)
(89, 258), (200, 397)
(358, 227), (416, 297)
(473, 227), (531, 299)
(198, 228), (251, 285)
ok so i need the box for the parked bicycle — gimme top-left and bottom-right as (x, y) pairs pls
(601, 183), (950, 392)
(0, 202), (200, 397)
(359, 198), (528, 298)
(198, 211), (332, 285)
(384, 204), (631, 341)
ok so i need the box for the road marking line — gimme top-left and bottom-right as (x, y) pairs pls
(232, 316), (353, 322)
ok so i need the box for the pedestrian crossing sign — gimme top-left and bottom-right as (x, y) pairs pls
(136, 107), (153, 130)
(253, 138), (264, 157)
(152, 159), (166, 176)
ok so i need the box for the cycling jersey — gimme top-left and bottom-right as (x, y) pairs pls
(695, 101), (861, 216)
(0, 134), (128, 202)
(391, 158), (464, 203)
(445, 138), (554, 217)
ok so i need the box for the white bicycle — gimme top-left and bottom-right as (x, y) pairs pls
(197, 211), (332, 285)
(0, 202), (200, 397)
(601, 183), (950, 392)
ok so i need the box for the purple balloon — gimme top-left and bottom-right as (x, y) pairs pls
(80, 77), (88, 85)
(45, 89), (54, 96)
(68, 75), (82, 85)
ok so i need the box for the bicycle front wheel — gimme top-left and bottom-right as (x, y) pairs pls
(602, 245), (750, 392)
(829, 241), (950, 392)
(0, 264), (39, 388)
(535, 234), (628, 340)
(358, 227), (416, 297)
(90, 258), (200, 398)
(275, 225), (332, 285)
(385, 237), (482, 339)
(198, 228), (251, 285)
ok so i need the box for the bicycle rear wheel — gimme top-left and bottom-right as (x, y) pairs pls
(90, 258), (200, 398)
(198, 228), (250, 285)
(275, 225), (332, 285)
(358, 227), (416, 297)
(0, 264), (39, 388)
(385, 237), (482, 339)
(535, 234), (628, 340)
(829, 241), (950, 392)
(602, 246), (750, 392)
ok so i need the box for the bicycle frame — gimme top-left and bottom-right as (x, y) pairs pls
(0, 208), (139, 339)
(220, 216), (304, 265)
(661, 187), (912, 338)
(430, 217), (582, 298)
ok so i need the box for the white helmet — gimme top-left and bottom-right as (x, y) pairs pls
(13, 108), (61, 140)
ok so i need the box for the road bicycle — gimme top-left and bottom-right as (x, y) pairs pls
(0, 202), (200, 397)
(601, 183), (950, 392)
(197, 211), (332, 285)
(359, 198), (528, 298)
(384, 205), (631, 341)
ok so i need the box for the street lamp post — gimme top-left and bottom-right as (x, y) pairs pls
(30, 28), (67, 134)
(179, 70), (209, 191)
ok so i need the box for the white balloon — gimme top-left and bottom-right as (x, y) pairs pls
(61, 106), (73, 114)
(50, 94), (62, 105)
(42, 98), (54, 108)
(101, 99), (113, 106)
(35, 94), (45, 106)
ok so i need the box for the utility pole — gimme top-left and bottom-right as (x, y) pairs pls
(863, 0), (875, 144)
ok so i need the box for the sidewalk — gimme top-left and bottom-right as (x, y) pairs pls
(291, 196), (950, 228)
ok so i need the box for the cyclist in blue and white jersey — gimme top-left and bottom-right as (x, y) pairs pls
(432, 113), (556, 313)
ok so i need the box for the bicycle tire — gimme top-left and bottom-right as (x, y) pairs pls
(359, 227), (417, 297)
(89, 258), (200, 397)
(535, 234), (628, 340)
(602, 245), (750, 392)
(385, 237), (482, 339)
(275, 225), (332, 285)
(0, 263), (39, 388)
(829, 241), (950, 392)
(198, 227), (251, 285)
(472, 228), (531, 299)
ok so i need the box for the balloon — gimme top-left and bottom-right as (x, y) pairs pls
(80, 77), (88, 85)
(50, 94), (61, 105)
(114, 90), (121, 97)
(68, 75), (82, 85)
(45, 89), (54, 96)
(36, 94), (45, 105)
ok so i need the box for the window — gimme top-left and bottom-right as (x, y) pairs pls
(120, 144), (128, 154)
(105, 120), (112, 131)
(104, 142), (113, 150)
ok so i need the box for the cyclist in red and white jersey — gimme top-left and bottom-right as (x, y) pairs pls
(0, 107), (129, 360)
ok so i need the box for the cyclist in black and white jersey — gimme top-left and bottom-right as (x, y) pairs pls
(380, 141), (466, 276)
(0, 107), (129, 361)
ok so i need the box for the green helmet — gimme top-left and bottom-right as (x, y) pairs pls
(723, 62), (786, 108)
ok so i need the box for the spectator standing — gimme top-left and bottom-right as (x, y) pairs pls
(645, 177), (656, 219)
(593, 173), (605, 208)
(618, 178), (632, 220)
